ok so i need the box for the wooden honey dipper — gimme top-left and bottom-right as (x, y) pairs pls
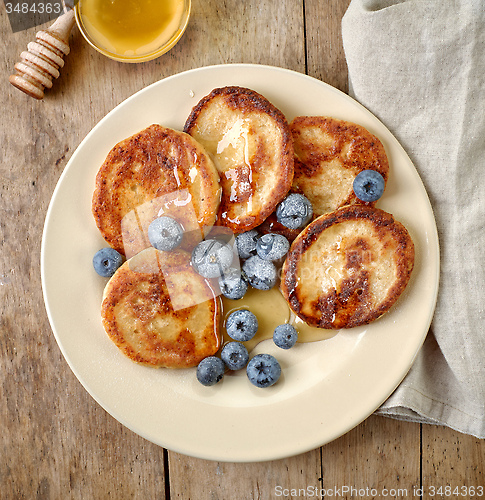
(9, 9), (76, 99)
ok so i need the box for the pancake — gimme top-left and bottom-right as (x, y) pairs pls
(92, 124), (221, 257)
(101, 247), (221, 368)
(280, 205), (414, 329)
(184, 86), (294, 233)
(290, 117), (389, 216)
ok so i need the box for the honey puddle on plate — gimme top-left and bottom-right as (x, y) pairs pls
(221, 286), (338, 352)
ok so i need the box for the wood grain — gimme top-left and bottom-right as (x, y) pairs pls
(168, 450), (321, 499)
(305, 0), (350, 92)
(1, 0), (484, 498)
(321, 416), (420, 497)
(2, 12), (169, 500)
(422, 425), (485, 499)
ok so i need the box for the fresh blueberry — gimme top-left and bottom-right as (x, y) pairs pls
(242, 255), (277, 290)
(353, 170), (385, 202)
(191, 239), (234, 278)
(256, 233), (290, 261)
(246, 354), (281, 388)
(218, 268), (248, 300)
(276, 193), (313, 229)
(221, 342), (249, 371)
(148, 216), (184, 251)
(225, 309), (258, 342)
(196, 356), (225, 386)
(235, 230), (259, 259)
(93, 247), (123, 278)
(273, 324), (298, 349)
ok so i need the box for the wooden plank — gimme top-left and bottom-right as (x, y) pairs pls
(304, 0), (351, 92)
(164, 0), (323, 496)
(0, 113), (168, 497)
(168, 451), (321, 499)
(321, 416), (421, 499)
(182, 0), (305, 70)
(1, 14), (174, 500)
(422, 424), (485, 499)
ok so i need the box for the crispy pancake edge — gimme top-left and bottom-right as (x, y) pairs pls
(92, 124), (221, 255)
(280, 205), (415, 329)
(101, 249), (222, 368)
(290, 116), (390, 214)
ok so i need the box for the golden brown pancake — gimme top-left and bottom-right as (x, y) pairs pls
(280, 205), (414, 329)
(184, 86), (294, 233)
(101, 247), (221, 368)
(290, 117), (389, 216)
(92, 124), (221, 257)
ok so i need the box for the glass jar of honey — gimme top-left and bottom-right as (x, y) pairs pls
(75, 0), (191, 62)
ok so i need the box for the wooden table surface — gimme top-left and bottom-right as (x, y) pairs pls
(1, 1), (484, 498)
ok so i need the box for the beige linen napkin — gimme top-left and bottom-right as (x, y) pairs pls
(342, 0), (485, 438)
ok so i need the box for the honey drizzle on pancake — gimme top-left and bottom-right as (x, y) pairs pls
(216, 118), (254, 223)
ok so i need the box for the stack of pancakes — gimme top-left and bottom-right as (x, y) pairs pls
(92, 86), (414, 368)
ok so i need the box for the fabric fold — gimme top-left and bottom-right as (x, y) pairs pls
(342, 0), (485, 438)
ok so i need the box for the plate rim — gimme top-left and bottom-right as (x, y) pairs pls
(41, 63), (440, 462)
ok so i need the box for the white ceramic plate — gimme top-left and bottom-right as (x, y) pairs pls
(41, 64), (439, 462)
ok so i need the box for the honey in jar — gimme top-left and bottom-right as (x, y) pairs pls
(76, 0), (190, 62)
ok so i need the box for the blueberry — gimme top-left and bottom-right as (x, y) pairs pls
(221, 342), (249, 371)
(276, 193), (313, 230)
(256, 233), (290, 261)
(196, 356), (225, 386)
(93, 247), (123, 277)
(353, 170), (385, 202)
(273, 324), (298, 349)
(246, 354), (281, 388)
(148, 216), (183, 251)
(242, 255), (277, 290)
(218, 268), (248, 300)
(235, 230), (259, 259)
(191, 239), (234, 278)
(225, 309), (258, 341)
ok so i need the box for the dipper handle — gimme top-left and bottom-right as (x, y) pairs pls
(9, 9), (76, 99)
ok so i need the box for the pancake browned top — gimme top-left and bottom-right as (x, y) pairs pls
(92, 124), (221, 256)
(280, 205), (414, 329)
(184, 86), (294, 232)
(290, 117), (389, 217)
(101, 248), (221, 368)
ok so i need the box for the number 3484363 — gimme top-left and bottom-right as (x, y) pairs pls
(5, 2), (62, 14)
